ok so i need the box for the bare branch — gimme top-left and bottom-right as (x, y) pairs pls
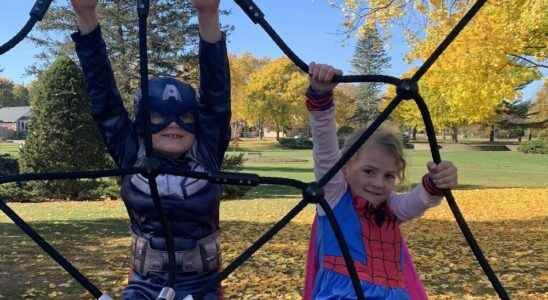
(509, 54), (548, 69)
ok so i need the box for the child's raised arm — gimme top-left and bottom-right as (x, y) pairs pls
(71, 0), (137, 167)
(307, 63), (347, 212)
(389, 161), (458, 222)
(193, 0), (231, 170)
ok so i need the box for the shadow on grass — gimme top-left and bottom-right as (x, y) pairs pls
(0, 217), (545, 299)
(0, 218), (131, 299)
(242, 165), (313, 174)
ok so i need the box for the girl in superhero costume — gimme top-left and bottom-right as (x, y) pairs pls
(71, 0), (229, 298)
(302, 62), (458, 300)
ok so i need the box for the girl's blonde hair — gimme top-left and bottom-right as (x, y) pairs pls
(341, 124), (406, 181)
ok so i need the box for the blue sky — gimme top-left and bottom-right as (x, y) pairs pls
(0, 0), (543, 101)
(0, 1), (412, 83)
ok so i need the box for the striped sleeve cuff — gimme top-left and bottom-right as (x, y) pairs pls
(422, 174), (444, 196)
(305, 87), (333, 111)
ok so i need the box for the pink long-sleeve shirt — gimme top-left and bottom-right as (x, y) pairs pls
(309, 107), (442, 218)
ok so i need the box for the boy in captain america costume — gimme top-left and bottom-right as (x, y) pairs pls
(70, 0), (229, 299)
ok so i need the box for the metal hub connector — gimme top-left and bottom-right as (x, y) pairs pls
(303, 182), (324, 203)
(396, 79), (419, 100)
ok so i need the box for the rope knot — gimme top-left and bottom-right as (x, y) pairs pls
(396, 79), (419, 100)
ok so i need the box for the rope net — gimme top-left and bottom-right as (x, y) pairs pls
(0, 0), (509, 299)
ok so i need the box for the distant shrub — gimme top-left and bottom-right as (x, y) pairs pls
(0, 183), (36, 202)
(518, 138), (548, 154)
(221, 153), (252, 200)
(0, 154), (19, 175)
(337, 126), (354, 137)
(278, 137), (313, 149)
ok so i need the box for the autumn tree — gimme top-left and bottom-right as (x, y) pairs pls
(0, 78), (15, 107)
(335, 84), (359, 127)
(351, 25), (390, 123)
(243, 58), (359, 139)
(530, 80), (548, 125)
(229, 53), (270, 139)
(0, 78), (30, 107)
(335, 0), (546, 142)
(244, 58), (308, 139)
(12, 85), (31, 106)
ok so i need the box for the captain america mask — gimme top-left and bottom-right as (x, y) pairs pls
(134, 77), (199, 134)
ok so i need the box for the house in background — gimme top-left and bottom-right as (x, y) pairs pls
(0, 106), (31, 139)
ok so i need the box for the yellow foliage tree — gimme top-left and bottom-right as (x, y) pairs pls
(336, 0), (546, 141)
(229, 53), (270, 139)
(244, 58), (360, 139)
(529, 79), (548, 132)
(244, 58), (307, 139)
(335, 84), (360, 127)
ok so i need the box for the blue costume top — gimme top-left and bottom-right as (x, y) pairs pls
(72, 26), (230, 299)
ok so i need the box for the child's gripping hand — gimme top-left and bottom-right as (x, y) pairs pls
(191, 0), (220, 15)
(71, 0), (99, 35)
(308, 62), (342, 95)
(71, 0), (97, 17)
(427, 161), (458, 190)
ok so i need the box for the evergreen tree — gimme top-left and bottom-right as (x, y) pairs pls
(30, 0), (228, 108)
(20, 56), (111, 199)
(350, 25), (390, 124)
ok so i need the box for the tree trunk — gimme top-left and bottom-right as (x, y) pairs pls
(259, 122), (264, 140)
(442, 128), (447, 142)
(256, 121), (264, 141)
(451, 127), (458, 143)
(489, 125), (495, 143)
(412, 126), (417, 140)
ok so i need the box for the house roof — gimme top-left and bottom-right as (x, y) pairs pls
(0, 106), (31, 123)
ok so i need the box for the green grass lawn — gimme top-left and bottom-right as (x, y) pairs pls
(4, 140), (547, 201)
(228, 146), (548, 189)
(0, 142), (21, 158)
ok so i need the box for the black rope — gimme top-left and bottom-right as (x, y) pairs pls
(0, 0), (53, 55)
(190, 186), (367, 300)
(316, 193), (366, 300)
(0, 0), (510, 298)
(413, 94), (510, 300)
(136, 0), (178, 288)
(233, 0), (508, 298)
(233, 0), (401, 86)
(191, 198), (309, 300)
(0, 168), (141, 184)
(0, 169), (302, 190)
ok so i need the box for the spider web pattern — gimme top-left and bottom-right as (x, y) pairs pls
(324, 201), (404, 289)
(0, 0), (510, 299)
